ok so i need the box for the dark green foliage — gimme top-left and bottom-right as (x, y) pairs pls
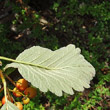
(0, 0), (110, 109)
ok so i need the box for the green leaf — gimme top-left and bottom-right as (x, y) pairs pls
(1, 100), (19, 110)
(5, 44), (95, 96)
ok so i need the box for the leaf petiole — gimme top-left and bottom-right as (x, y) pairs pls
(0, 56), (55, 70)
(0, 70), (7, 106)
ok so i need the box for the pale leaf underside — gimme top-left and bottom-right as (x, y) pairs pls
(5, 44), (95, 96)
(1, 100), (19, 110)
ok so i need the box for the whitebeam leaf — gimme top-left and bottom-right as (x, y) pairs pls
(5, 44), (95, 96)
(1, 100), (19, 110)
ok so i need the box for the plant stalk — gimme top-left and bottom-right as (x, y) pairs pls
(0, 56), (56, 70)
(0, 70), (7, 105)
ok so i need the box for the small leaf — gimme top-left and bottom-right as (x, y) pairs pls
(5, 44), (95, 96)
(1, 100), (19, 110)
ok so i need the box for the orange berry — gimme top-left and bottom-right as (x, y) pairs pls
(24, 87), (37, 98)
(22, 97), (30, 104)
(15, 102), (23, 110)
(16, 79), (28, 91)
(13, 87), (22, 97)
(2, 95), (13, 105)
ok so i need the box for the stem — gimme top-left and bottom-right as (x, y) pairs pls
(0, 61), (2, 66)
(0, 56), (56, 70)
(0, 56), (16, 62)
(7, 88), (14, 103)
(9, 89), (25, 96)
(0, 70), (7, 104)
(0, 87), (4, 93)
(5, 75), (16, 86)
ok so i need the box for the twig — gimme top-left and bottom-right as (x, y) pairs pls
(5, 75), (16, 86)
(9, 89), (25, 96)
(0, 70), (7, 105)
(0, 87), (4, 93)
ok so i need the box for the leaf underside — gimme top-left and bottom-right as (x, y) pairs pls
(5, 44), (95, 96)
(1, 100), (19, 110)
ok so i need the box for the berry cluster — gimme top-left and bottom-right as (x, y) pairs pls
(1, 78), (37, 110)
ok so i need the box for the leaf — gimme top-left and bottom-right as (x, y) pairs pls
(5, 44), (95, 96)
(4, 68), (16, 76)
(1, 100), (19, 110)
